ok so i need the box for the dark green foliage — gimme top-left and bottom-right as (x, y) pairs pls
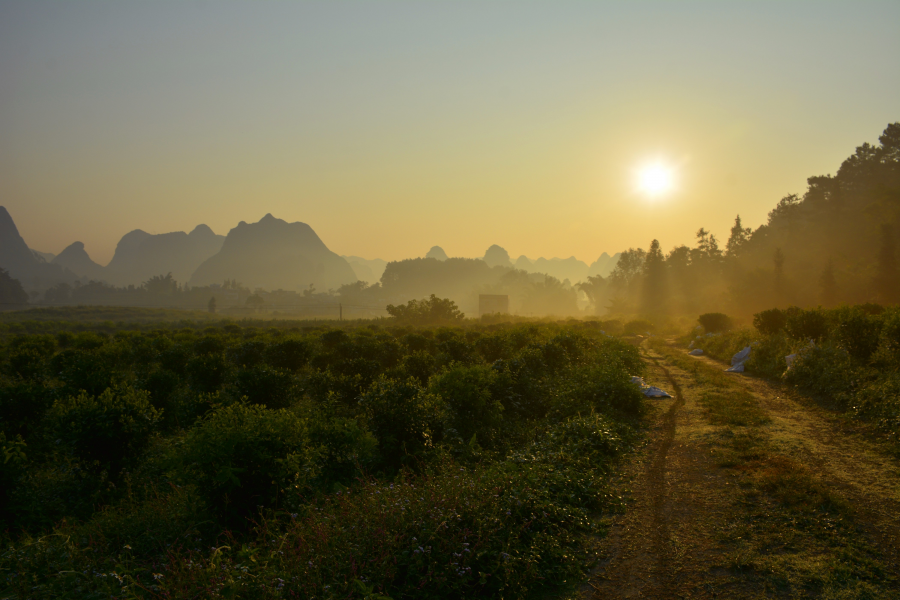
(698, 312), (732, 334)
(47, 386), (161, 473)
(359, 376), (445, 470)
(386, 294), (465, 325)
(180, 403), (318, 523)
(186, 352), (227, 393)
(784, 307), (829, 342)
(833, 306), (883, 361)
(0, 320), (647, 598)
(50, 348), (116, 396)
(753, 308), (787, 335)
(231, 365), (293, 408)
(266, 338), (312, 370)
(429, 363), (503, 445)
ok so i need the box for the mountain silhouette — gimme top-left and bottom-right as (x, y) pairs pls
(105, 224), (224, 286)
(482, 245), (513, 268)
(51, 242), (107, 281)
(189, 214), (357, 291)
(343, 256), (388, 284)
(426, 246), (449, 261)
(588, 252), (621, 278)
(0, 206), (76, 290)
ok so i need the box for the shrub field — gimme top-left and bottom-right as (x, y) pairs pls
(690, 304), (900, 450)
(0, 320), (645, 598)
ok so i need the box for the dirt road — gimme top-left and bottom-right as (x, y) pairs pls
(581, 340), (900, 599)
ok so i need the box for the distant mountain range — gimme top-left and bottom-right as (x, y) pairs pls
(1, 206), (620, 294)
(477, 244), (619, 282)
(189, 214), (356, 292)
(0, 206), (77, 291)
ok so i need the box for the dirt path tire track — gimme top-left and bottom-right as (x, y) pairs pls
(583, 345), (736, 599)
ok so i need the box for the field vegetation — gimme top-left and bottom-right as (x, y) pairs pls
(689, 304), (900, 452)
(0, 315), (646, 598)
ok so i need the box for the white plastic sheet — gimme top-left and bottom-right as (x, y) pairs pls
(725, 346), (751, 373)
(630, 376), (673, 398)
(688, 349), (704, 356)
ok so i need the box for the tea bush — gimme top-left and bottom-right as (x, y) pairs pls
(0, 319), (647, 599)
(47, 386), (161, 473)
(698, 312), (732, 334)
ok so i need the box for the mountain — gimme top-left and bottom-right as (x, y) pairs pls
(425, 246), (449, 261)
(514, 255), (533, 270)
(0, 206), (76, 290)
(189, 214), (357, 291)
(532, 257), (589, 283)
(32, 250), (56, 263)
(588, 252), (621, 278)
(51, 242), (107, 281)
(343, 256), (388, 284)
(482, 245), (513, 268)
(105, 224), (225, 286)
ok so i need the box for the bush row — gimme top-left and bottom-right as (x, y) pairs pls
(1, 322), (645, 598)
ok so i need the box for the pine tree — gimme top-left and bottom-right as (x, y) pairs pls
(726, 215), (752, 257)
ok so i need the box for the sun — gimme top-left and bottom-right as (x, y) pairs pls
(636, 163), (674, 197)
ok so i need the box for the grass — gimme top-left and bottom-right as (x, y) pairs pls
(649, 338), (897, 598)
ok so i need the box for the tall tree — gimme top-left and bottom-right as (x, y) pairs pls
(725, 215), (752, 257)
(641, 239), (667, 314)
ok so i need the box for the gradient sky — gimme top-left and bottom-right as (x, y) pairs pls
(2, 1), (898, 266)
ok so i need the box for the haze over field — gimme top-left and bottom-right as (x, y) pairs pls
(2, 2), (898, 266)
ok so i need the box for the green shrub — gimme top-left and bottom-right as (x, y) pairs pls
(359, 377), (445, 470)
(5, 335), (56, 381)
(186, 353), (227, 393)
(179, 403), (319, 523)
(429, 363), (503, 446)
(753, 308), (787, 335)
(698, 312), (732, 334)
(833, 306), (883, 362)
(47, 386), (162, 472)
(0, 431), (26, 519)
(231, 365), (294, 409)
(784, 307), (828, 342)
(783, 343), (861, 408)
(266, 338), (312, 371)
(50, 348), (116, 396)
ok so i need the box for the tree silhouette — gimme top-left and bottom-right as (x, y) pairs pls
(725, 215), (752, 257)
(641, 239), (667, 314)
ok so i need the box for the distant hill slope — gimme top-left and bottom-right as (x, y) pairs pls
(189, 214), (357, 291)
(105, 224), (224, 286)
(589, 252), (621, 278)
(343, 256), (388, 284)
(51, 242), (107, 281)
(482, 245), (595, 283)
(0, 206), (76, 291)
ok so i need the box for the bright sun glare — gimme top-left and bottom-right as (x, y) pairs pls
(637, 163), (674, 197)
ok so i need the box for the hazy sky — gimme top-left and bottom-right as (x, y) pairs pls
(2, 1), (898, 265)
